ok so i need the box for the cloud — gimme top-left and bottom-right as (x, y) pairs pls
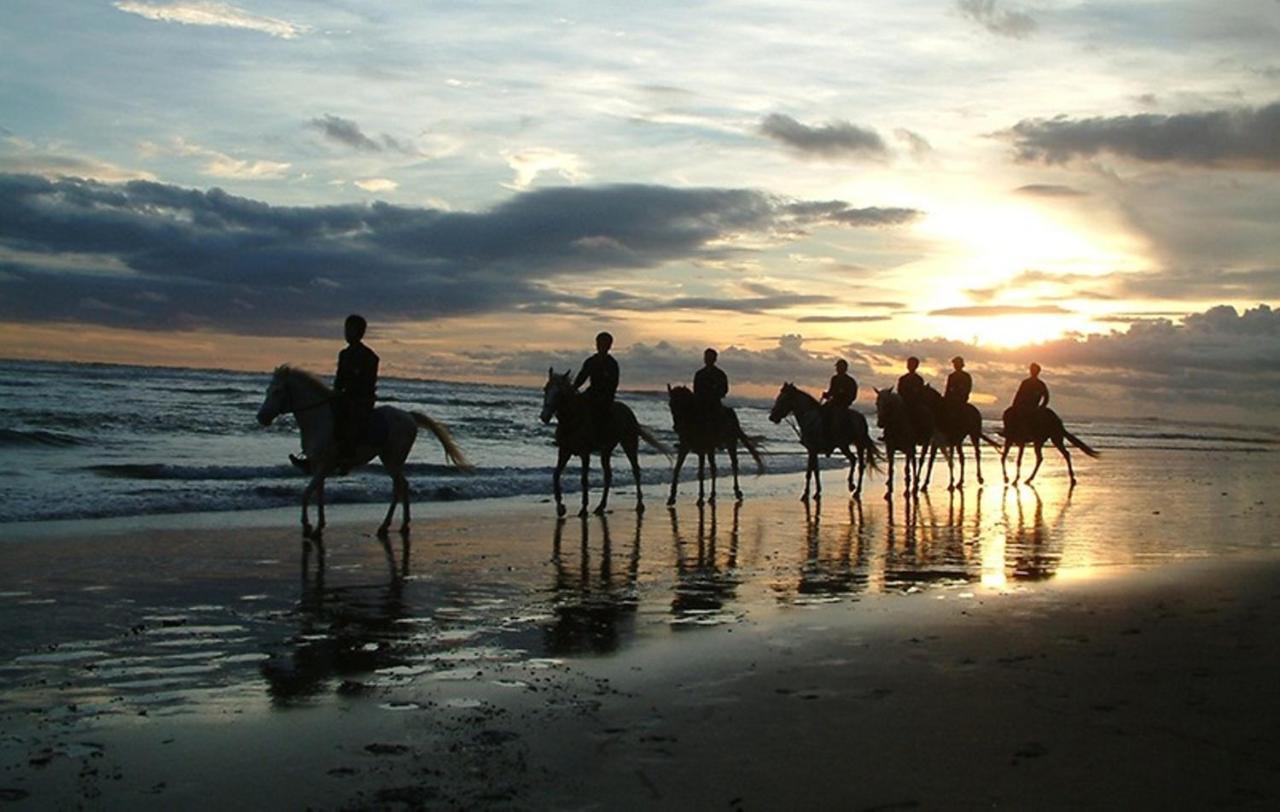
(113, 1), (307, 39)
(894, 129), (933, 159)
(0, 136), (155, 182)
(354, 178), (398, 193)
(141, 137), (290, 179)
(1007, 100), (1280, 169)
(796, 315), (892, 323)
(849, 305), (1280, 420)
(501, 148), (588, 190)
(929, 305), (1075, 317)
(759, 114), (887, 159)
(0, 173), (918, 335)
(1014, 184), (1087, 198)
(308, 115), (418, 155)
(957, 0), (1037, 38)
(519, 284), (833, 316)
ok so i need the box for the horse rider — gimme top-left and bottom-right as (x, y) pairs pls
(573, 331), (620, 440)
(693, 347), (729, 429)
(290, 313), (379, 474)
(942, 355), (972, 431)
(1005, 362), (1049, 439)
(820, 358), (858, 449)
(897, 356), (924, 407)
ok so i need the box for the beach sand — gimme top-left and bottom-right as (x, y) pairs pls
(2, 450), (1278, 808)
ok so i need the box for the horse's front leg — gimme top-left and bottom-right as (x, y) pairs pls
(399, 473), (412, 535)
(301, 474), (324, 538)
(1014, 444), (1025, 485)
(905, 449), (915, 496)
(625, 440), (645, 514)
(923, 443), (937, 490)
(954, 443), (964, 489)
(553, 447), (571, 517)
(813, 451), (822, 501)
(579, 453), (592, 518)
(594, 451), (613, 515)
(1026, 442), (1045, 483)
(885, 447), (895, 500)
(728, 444), (743, 502)
(802, 452), (814, 501)
(707, 450), (718, 505)
(667, 446), (688, 506)
(696, 452), (707, 507)
(1001, 439), (1012, 484)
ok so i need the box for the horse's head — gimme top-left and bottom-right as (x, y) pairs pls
(768, 382), (795, 424)
(667, 384), (694, 416)
(541, 367), (573, 424)
(257, 366), (290, 426)
(874, 386), (900, 428)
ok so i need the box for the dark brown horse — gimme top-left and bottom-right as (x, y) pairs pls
(768, 383), (880, 501)
(873, 387), (919, 498)
(918, 384), (1001, 490)
(1000, 407), (1099, 485)
(541, 369), (670, 517)
(665, 385), (765, 506)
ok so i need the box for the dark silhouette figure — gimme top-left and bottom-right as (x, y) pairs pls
(897, 356), (925, 407)
(944, 356), (972, 407)
(820, 359), (858, 451)
(573, 331), (620, 441)
(874, 387), (920, 498)
(542, 368), (670, 517)
(333, 314), (379, 469)
(666, 384), (764, 506)
(769, 383), (880, 500)
(998, 364), (1099, 485)
(692, 348), (729, 426)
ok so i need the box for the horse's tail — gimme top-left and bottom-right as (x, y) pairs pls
(859, 432), (882, 473)
(1063, 428), (1101, 458)
(412, 412), (473, 470)
(736, 426), (767, 476)
(636, 423), (673, 462)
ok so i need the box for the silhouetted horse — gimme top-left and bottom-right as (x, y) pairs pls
(1000, 407), (1100, 485)
(768, 383), (880, 501)
(257, 365), (470, 539)
(874, 387), (919, 498)
(918, 385), (1001, 490)
(665, 385), (765, 506)
(541, 368), (670, 517)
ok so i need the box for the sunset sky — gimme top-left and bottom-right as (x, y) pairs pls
(1, 1), (1278, 422)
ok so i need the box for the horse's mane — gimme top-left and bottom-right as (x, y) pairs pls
(275, 364), (332, 396)
(787, 384), (820, 407)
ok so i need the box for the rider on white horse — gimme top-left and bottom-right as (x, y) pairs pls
(291, 314), (379, 475)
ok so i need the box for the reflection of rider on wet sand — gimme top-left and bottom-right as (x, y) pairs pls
(573, 331), (620, 444)
(1004, 362), (1049, 442)
(820, 358), (858, 453)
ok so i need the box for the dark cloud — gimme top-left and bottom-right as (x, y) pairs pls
(309, 114), (415, 155)
(958, 0), (1037, 38)
(759, 114), (887, 159)
(1014, 184), (1087, 198)
(1008, 100), (1280, 169)
(517, 286), (833, 316)
(0, 173), (917, 335)
(929, 305), (1074, 317)
(1113, 267), (1280, 300)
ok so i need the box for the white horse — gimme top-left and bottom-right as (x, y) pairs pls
(257, 365), (470, 539)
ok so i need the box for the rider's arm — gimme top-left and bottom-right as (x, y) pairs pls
(572, 360), (591, 391)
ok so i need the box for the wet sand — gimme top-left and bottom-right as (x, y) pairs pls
(1, 450), (1279, 808)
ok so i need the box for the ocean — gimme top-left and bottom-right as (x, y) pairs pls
(1, 358), (1275, 525)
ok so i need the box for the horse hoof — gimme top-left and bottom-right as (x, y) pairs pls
(734, 490), (743, 501)
(578, 509), (589, 518)
(1070, 478), (1078, 486)
(593, 506), (606, 516)
(636, 502), (645, 514)
(376, 525), (390, 539)
(556, 504), (567, 518)
(884, 491), (892, 501)
(708, 495), (716, 505)
(666, 496), (676, 507)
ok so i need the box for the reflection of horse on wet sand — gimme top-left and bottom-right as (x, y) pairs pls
(257, 365), (471, 540)
(1000, 406), (1099, 485)
(541, 369), (671, 517)
(768, 383), (881, 501)
(665, 385), (765, 506)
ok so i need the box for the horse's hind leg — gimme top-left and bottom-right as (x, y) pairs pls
(624, 437), (645, 514)
(1014, 445), (1025, 484)
(399, 473), (411, 534)
(884, 448), (895, 500)
(972, 434), (983, 485)
(301, 474), (324, 538)
(1027, 443), (1045, 483)
(1052, 435), (1077, 485)
(553, 447), (571, 517)
(922, 444), (937, 490)
(594, 451), (613, 515)
(667, 446), (688, 506)
(696, 452), (707, 506)
(378, 470), (400, 537)
(1001, 439), (1012, 484)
